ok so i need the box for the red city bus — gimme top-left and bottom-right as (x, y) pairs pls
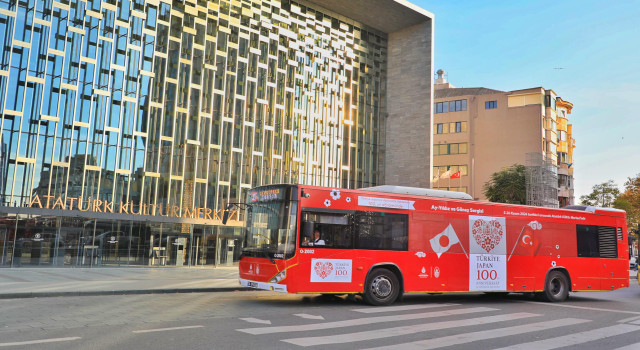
(226, 184), (629, 305)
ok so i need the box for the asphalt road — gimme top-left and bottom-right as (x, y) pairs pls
(1, 280), (639, 350)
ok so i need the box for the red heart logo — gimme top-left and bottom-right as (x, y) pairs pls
(314, 262), (333, 279)
(472, 219), (504, 253)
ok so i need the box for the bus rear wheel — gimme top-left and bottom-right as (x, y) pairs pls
(541, 270), (569, 302)
(364, 268), (400, 306)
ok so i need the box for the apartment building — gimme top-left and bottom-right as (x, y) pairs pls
(432, 70), (575, 206)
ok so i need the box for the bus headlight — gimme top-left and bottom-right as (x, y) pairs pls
(270, 270), (287, 283)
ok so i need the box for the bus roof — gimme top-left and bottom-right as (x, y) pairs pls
(563, 205), (627, 216)
(359, 185), (473, 200)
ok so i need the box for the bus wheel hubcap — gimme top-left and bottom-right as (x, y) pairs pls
(372, 276), (392, 298)
(551, 279), (562, 295)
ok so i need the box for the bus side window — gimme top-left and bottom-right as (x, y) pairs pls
(354, 212), (408, 251)
(302, 220), (314, 245)
(577, 225), (617, 258)
(577, 225), (599, 257)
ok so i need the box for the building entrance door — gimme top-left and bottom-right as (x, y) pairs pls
(15, 223), (56, 266)
(192, 226), (217, 266)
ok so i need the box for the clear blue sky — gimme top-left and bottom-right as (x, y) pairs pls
(414, 0), (640, 200)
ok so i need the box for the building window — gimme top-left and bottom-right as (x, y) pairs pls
(557, 152), (569, 164)
(434, 122), (467, 135)
(558, 130), (567, 142)
(485, 100), (497, 109)
(434, 143), (468, 156)
(453, 99), (467, 112)
(435, 101), (449, 114)
(558, 174), (571, 188)
(435, 100), (466, 114)
(433, 165), (468, 177)
(545, 95), (556, 109)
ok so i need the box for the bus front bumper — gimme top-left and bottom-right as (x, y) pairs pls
(239, 278), (288, 293)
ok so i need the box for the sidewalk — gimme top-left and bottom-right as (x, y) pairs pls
(0, 266), (248, 299)
(1, 267), (636, 299)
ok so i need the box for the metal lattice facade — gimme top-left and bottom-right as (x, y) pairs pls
(0, 0), (387, 214)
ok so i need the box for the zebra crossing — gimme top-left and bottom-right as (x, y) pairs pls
(236, 303), (640, 349)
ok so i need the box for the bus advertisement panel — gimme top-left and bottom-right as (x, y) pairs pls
(234, 185), (629, 305)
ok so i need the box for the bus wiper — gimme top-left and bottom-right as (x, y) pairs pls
(262, 249), (275, 264)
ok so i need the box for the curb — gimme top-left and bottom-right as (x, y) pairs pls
(0, 287), (254, 299)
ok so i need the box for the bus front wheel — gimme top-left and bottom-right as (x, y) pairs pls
(364, 268), (400, 306)
(541, 270), (569, 302)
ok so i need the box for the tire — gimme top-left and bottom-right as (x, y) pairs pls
(363, 268), (401, 306)
(542, 270), (569, 302)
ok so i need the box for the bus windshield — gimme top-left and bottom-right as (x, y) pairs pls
(243, 185), (297, 260)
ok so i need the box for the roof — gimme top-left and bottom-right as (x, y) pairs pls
(435, 87), (505, 99)
(360, 185), (473, 200)
(305, 0), (433, 34)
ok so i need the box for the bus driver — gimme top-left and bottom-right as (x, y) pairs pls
(312, 229), (325, 246)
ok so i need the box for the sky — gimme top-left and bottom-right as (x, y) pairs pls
(414, 0), (640, 200)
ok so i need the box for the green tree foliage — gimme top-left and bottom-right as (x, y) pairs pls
(483, 164), (526, 204)
(579, 180), (620, 207)
(580, 176), (640, 235)
(616, 173), (640, 236)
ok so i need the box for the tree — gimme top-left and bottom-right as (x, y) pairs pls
(483, 164), (526, 204)
(579, 180), (620, 207)
(615, 173), (640, 235)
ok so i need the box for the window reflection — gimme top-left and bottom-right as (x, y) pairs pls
(1, 0), (387, 228)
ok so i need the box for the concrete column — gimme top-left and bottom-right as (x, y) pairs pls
(385, 19), (434, 188)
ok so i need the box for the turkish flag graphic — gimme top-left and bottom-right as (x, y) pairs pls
(508, 221), (542, 260)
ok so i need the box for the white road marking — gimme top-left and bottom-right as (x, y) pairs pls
(492, 324), (640, 350)
(352, 303), (459, 313)
(0, 337), (81, 347)
(132, 325), (204, 333)
(613, 342), (640, 350)
(237, 307), (497, 335)
(363, 318), (589, 350)
(618, 314), (640, 323)
(283, 312), (540, 347)
(294, 313), (325, 320)
(239, 317), (272, 325)
(521, 301), (640, 315)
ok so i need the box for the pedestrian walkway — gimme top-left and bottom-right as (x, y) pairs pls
(0, 266), (246, 299)
(236, 301), (640, 349)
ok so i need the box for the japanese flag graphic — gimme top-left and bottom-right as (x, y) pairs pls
(430, 224), (462, 258)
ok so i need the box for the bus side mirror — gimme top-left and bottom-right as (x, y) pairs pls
(222, 205), (232, 225)
(303, 221), (315, 241)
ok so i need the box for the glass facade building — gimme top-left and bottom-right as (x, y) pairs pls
(0, 0), (433, 267)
